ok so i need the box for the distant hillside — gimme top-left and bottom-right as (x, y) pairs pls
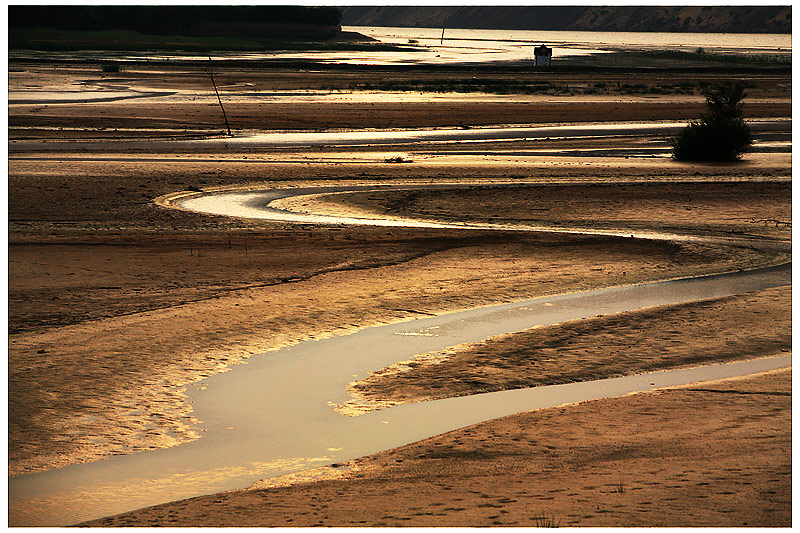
(10, 5), (344, 37)
(342, 6), (791, 34)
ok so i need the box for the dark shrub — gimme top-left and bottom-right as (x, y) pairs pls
(671, 83), (752, 162)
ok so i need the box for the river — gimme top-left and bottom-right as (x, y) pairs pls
(8, 184), (791, 526)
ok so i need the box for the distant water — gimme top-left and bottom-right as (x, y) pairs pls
(9, 25), (789, 66)
(346, 25), (791, 64)
(350, 25), (791, 53)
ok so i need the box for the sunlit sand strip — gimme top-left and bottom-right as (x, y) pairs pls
(8, 90), (176, 105)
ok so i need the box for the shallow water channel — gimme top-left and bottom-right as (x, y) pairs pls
(9, 259), (791, 526)
(177, 184), (792, 254)
(9, 185), (793, 526)
(8, 119), (790, 152)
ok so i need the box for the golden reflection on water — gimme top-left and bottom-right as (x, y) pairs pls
(350, 25), (792, 55)
(10, 456), (332, 526)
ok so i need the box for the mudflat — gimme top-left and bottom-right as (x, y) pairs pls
(8, 59), (791, 526)
(8, 64), (790, 134)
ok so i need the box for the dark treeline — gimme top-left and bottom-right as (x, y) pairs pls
(9, 5), (343, 35)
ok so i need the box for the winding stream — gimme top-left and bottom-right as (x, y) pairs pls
(177, 184), (792, 253)
(8, 184), (791, 526)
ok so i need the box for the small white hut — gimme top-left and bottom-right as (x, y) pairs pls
(534, 44), (552, 66)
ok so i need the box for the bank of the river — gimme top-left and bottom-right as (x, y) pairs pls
(9, 166), (790, 477)
(340, 285), (791, 413)
(9, 170), (785, 473)
(12, 214), (781, 476)
(11, 263), (789, 525)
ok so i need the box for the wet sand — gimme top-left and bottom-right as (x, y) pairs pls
(13, 219), (783, 475)
(8, 60), (791, 525)
(8, 63), (790, 137)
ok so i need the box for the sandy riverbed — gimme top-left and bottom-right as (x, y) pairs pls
(8, 60), (791, 526)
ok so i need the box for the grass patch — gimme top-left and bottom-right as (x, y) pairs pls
(99, 63), (122, 73)
(347, 77), (724, 96)
(531, 513), (561, 527)
(637, 49), (791, 66)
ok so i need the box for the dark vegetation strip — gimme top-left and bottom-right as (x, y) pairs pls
(347, 78), (740, 96)
(634, 49), (791, 66)
(9, 5), (343, 34)
(8, 28), (405, 53)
